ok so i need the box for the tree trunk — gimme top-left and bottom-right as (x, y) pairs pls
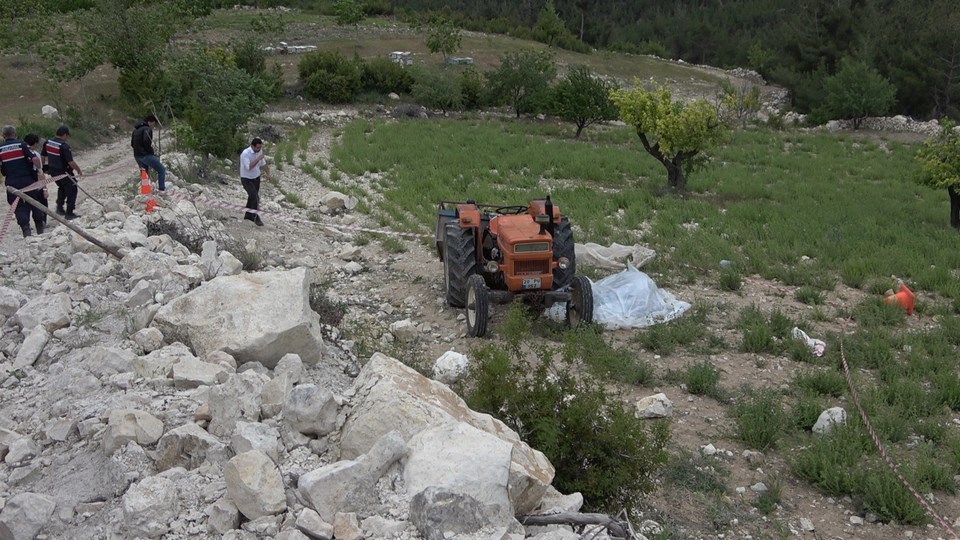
(575, 121), (585, 138)
(667, 162), (686, 192)
(579, 11), (585, 41)
(949, 186), (960, 229)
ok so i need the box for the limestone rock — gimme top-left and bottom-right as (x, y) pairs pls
(275, 530), (311, 540)
(274, 353), (304, 384)
(14, 293), (71, 331)
(404, 423), (513, 520)
(634, 393), (673, 419)
(84, 346), (136, 377)
(206, 350), (238, 370)
(0, 492), (56, 540)
(5, 437), (40, 465)
(13, 327), (49, 369)
(122, 475), (179, 538)
(208, 371), (268, 438)
(332, 513), (363, 540)
(812, 407), (847, 435)
(299, 430), (406, 522)
(536, 486), (583, 514)
(103, 409), (164, 455)
(0, 286), (28, 318)
(361, 515), (408, 538)
(216, 251), (244, 277)
(388, 319), (418, 342)
(206, 498), (241, 534)
(155, 423), (228, 471)
(296, 508), (334, 540)
(432, 350), (469, 384)
(173, 357), (229, 388)
(41, 105), (58, 118)
(260, 374), (291, 419)
(340, 353), (554, 515)
(152, 268), (326, 367)
(132, 327), (164, 353)
(320, 192), (349, 210)
(133, 342), (198, 379)
(283, 384), (338, 437)
(409, 487), (512, 540)
(232, 421), (280, 463)
(224, 450), (287, 520)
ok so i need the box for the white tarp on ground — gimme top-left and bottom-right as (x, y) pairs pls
(575, 243), (656, 270)
(592, 264), (690, 329)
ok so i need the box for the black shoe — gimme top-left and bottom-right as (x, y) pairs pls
(65, 212), (80, 220)
(34, 223), (45, 235)
(20, 226), (32, 238)
(255, 217), (264, 227)
(55, 207), (65, 216)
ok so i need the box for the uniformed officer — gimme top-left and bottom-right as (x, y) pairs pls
(0, 125), (45, 237)
(42, 125), (83, 219)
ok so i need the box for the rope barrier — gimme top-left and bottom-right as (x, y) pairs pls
(839, 329), (960, 537)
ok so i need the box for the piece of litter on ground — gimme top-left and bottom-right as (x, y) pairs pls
(792, 327), (826, 357)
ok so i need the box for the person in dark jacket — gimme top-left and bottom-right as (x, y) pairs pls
(23, 133), (48, 234)
(131, 115), (167, 191)
(41, 125), (83, 219)
(1, 125), (45, 237)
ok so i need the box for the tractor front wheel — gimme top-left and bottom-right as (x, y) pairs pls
(566, 275), (594, 329)
(466, 275), (489, 337)
(444, 224), (478, 308)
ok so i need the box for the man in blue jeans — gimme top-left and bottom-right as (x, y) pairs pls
(131, 115), (167, 191)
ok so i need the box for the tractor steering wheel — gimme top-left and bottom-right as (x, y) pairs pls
(493, 205), (528, 215)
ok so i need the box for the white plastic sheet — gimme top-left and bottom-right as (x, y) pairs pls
(575, 242), (656, 270)
(592, 264), (691, 329)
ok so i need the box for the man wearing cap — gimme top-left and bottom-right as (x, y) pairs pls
(42, 125), (83, 219)
(1, 125), (45, 237)
(131, 115), (167, 191)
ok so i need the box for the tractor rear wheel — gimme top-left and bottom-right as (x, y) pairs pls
(566, 275), (594, 329)
(552, 218), (576, 290)
(444, 224), (477, 308)
(466, 275), (489, 337)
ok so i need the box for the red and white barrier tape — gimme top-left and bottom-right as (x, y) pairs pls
(160, 190), (432, 239)
(839, 332), (960, 537)
(0, 199), (20, 240)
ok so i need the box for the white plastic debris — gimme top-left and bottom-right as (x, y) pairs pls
(792, 327), (826, 357)
(591, 264), (690, 329)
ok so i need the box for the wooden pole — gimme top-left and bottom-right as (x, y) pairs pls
(520, 512), (632, 538)
(5, 186), (128, 260)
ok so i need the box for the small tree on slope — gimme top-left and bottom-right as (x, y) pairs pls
(611, 82), (727, 192)
(916, 121), (960, 228)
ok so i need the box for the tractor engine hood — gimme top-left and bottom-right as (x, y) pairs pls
(490, 215), (553, 251)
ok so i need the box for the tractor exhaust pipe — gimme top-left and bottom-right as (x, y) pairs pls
(544, 195), (554, 238)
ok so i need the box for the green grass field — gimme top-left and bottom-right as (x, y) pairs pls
(329, 115), (960, 525)
(331, 117), (959, 298)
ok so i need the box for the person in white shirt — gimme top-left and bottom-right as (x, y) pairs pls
(239, 137), (271, 226)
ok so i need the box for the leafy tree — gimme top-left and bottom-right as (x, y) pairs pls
(611, 83), (726, 192)
(459, 67), (485, 109)
(534, 0), (566, 47)
(362, 57), (414, 94)
(411, 66), (463, 113)
(334, 0), (364, 26)
(424, 16), (462, 61)
(816, 58), (896, 129)
(552, 66), (618, 137)
(916, 122), (960, 228)
(717, 80), (761, 128)
(486, 50), (556, 118)
(167, 47), (268, 157)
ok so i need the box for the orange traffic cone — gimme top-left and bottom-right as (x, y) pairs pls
(883, 283), (915, 315)
(140, 169), (152, 195)
(145, 198), (157, 213)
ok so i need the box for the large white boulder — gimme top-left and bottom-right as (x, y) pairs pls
(339, 353), (554, 515)
(0, 492), (56, 540)
(103, 409), (164, 455)
(14, 293), (71, 331)
(225, 450), (287, 520)
(122, 475), (179, 539)
(152, 268), (325, 367)
(813, 407), (847, 435)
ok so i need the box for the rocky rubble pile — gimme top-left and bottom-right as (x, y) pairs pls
(0, 196), (615, 539)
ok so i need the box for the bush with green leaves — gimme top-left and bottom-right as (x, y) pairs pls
(463, 344), (669, 510)
(423, 15), (462, 61)
(486, 49), (556, 118)
(333, 0), (364, 26)
(166, 47), (269, 157)
(814, 57), (896, 129)
(299, 50), (362, 103)
(733, 389), (787, 450)
(551, 65), (618, 137)
(410, 66), (463, 113)
(459, 67), (485, 109)
(361, 57), (414, 95)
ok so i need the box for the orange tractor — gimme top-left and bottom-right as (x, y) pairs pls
(436, 196), (593, 337)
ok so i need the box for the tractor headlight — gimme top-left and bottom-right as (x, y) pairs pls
(557, 257), (570, 269)
(485, 261), (500, 273)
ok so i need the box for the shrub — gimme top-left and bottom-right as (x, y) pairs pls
(795, 286), (825, 305)
(684, 361), (721, 396)
(859, 467), (929, 524)
(299, 50), (362, 102)
(464, 344), (669, 510)
(362, 57), (413, 94)
(410, 66), (463, 113)
(718, 267), (742, 291)
(792, 423), (872, 496)
(564, 326), (655, 386)
(734, 389), (787, 450)
(459, 67), (485, 109)
(794, 370), (846, 397)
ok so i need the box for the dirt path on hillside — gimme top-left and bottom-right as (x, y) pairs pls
(60, 109), (960, 540)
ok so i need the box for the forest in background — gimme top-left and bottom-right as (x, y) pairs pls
(384, 0), (959, 120)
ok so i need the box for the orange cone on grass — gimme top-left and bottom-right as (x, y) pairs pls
(883, 283), (915, 315)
